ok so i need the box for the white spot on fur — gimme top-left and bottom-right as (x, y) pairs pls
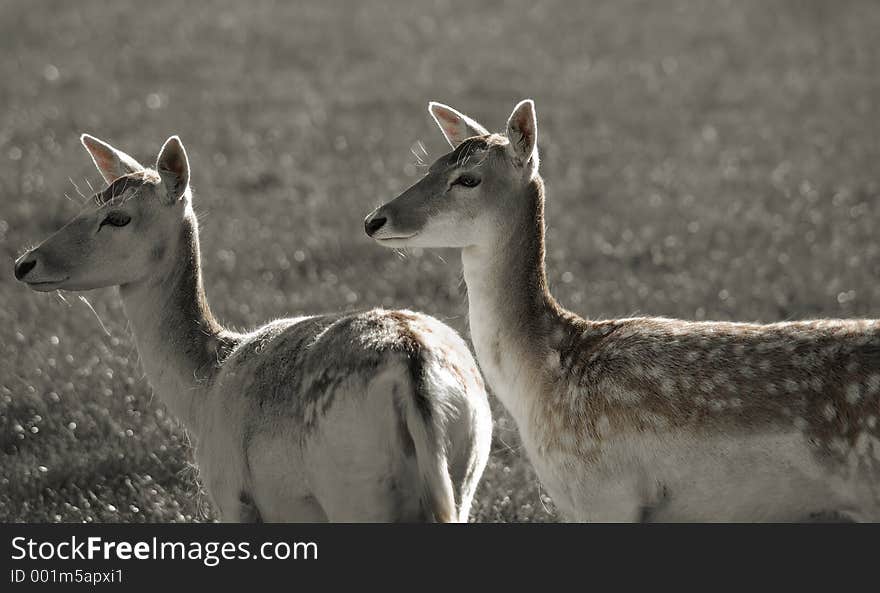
(866, 374), (880, 395)
(606, 384), (641, 404)
(596, 415), (611, 436)
(559, 429), (577, 451)
(550, 326), (566, 346)
(854, 432), (870, 457)
(823, 403), (837, 421)
(822, 344), (840, 357)
(639, 411), (669, 429)
(846, 383), (862, 404)
(801, 353), (819, 368)
(829, 436), (849, 456)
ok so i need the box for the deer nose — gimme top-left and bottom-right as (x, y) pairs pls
(364, 214), (387, 237)
(14, 254), (37, 281)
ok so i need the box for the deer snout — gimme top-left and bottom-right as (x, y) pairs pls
(14, 252), (37, 281)
(364, 210), (388, 237)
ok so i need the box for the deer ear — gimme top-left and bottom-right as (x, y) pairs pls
(429, 102), (490, 149)
(80, 134), (144, 184)
(156, 136), (190, 204)
(505, 99), (538, 169)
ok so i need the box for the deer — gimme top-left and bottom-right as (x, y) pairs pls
(364, 99), (880, 522)
(14, 134), (492, 522)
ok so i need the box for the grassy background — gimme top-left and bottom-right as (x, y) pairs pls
(1, 0), (878, 522)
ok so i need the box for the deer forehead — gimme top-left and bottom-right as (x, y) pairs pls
(429, 135), (508, 173)
(92, 171), (160, 206)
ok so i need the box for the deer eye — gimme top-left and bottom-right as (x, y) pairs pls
(453, 173), (481, 188)
(99, 211), (131, 228)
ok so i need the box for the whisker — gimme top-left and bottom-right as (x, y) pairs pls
(121, 185), (143, 205)
(410, 142), (428, 167)
(84, 178), (94, 193)
(68, 177), (86, 199)
(78, 295), (112, 337)
(494, 432), (521, 455)
(123, 319), (139, 363)
(409, 140), (432, 169)
(537, 486), (554, 514)
(410, 145), (423, 164)
(54, 291), (71, 307)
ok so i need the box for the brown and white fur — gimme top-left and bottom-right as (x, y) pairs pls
(365, 100), (880, 522)
(15, 134), (491, 522)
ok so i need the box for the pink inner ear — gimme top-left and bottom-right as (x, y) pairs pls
(91, 151), (120, 179)
(161, 151), (184, 176)
(436, 108), (463, 131)
(82, 138), (116, 177)
(93, 152), (114, 170)
(513, 111), (532, 136)
(437, 110), (457, 125)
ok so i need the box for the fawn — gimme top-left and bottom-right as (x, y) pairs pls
(15, 134), (491, 522)
(365, 100), (880, 521)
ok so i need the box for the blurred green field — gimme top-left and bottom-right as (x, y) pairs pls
(1, 0), (879, 522)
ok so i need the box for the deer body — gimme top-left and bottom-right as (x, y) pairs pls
(16, 135), (491, 522)
(178, 308), (487, 523)
(366, 100), (880, 521)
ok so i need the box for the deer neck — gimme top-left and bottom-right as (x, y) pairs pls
(119, 213), (233, 438)
(461, 176), (565, 418)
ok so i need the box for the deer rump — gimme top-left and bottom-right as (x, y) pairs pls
(212, 310), (488, 523)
